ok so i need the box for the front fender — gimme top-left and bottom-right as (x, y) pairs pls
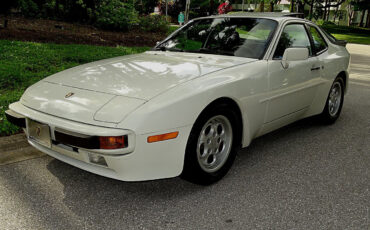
(118, 61), (269, 148)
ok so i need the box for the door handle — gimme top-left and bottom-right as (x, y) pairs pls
(311, 66), (321, 71)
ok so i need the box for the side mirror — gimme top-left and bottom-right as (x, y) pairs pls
(156, 41), (160, 46)
(281, 47), (309, 69)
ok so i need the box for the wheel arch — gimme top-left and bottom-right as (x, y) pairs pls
(337, 71), (348, 94)
(197, 97), (245, 148)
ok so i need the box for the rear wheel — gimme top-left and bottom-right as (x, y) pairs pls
(181, 104), (241, 185)
(319, 77), (344, 124)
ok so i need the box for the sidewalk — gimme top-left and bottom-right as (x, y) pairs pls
(346, 43), (370, 86)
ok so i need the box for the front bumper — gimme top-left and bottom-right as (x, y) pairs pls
(7, 102), (192, 181)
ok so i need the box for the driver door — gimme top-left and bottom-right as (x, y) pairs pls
(265, 23), (321, 123)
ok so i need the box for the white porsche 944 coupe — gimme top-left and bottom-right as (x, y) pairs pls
(6, 13), (350, 184)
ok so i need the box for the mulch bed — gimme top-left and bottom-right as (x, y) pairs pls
(0, 16), (166, 47)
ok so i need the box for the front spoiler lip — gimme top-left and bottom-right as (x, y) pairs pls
(28, 139), (121, 180)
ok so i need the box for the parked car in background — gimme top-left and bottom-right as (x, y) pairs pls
(6, 13), (350, 185)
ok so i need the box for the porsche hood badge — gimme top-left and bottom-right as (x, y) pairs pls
(65, 92), (74, 98)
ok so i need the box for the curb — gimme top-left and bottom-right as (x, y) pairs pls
(0, 132), (46, 166)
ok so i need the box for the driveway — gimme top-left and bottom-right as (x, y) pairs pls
(0, 44), (369, 229)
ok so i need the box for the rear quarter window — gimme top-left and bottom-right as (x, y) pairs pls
(309, 26), (328, 54)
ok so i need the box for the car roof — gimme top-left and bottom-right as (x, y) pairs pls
(196, 12), (307, 23)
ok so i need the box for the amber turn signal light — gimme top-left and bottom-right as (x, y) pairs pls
(147, 132), (179, 143)
(99, 135), (128, 149)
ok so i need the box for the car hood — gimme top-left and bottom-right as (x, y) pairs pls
(44, 51), (256, 100)
(21, 82), (146, 125)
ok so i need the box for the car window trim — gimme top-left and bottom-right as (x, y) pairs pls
(257, 19), (279, 60)
(271, 22), (314, 60)
(306, 24), (328, 56)
(154, 17), (279, 60)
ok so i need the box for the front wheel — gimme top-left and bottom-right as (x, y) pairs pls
(181, 104), (241, 185)
(319, 77), (344, 124)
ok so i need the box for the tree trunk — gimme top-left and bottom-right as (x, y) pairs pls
(359, 9), (366, 27)
(3, 10), (9, 28)
(347, 5), (353, 26)
(309, 0), (314, 20)
(333, 5), (339, 23)
(270, 1), (274, 12)
(254, 0), (258, 11)
(301, 1), (306, 15)
(366, 10), (370, 28)
(326, 5), (330, 21)
(55, 0), (59, 17)
(185, 0), (190, 22)
(290, 0), (295, 13)
(3, 19), (8, 28)
(209, 0), (214, 15)
(323, 0), (328, 20)
(260, 1), (265, 12)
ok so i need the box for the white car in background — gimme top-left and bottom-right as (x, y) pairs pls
(6, 13), (350, 185)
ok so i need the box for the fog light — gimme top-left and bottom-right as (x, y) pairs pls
(88, 152), (107, 167)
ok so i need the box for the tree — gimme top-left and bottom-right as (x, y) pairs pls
(303, 0), (346, 20)
(333, 4), (340, 23)
(296, 0), (305, 14)
(347, 0), (355, 26)
(185, 0), (190, 21)
(209, 0), (214, 14)
(342, 0), (370, 26)
(135, 0), (159, 14)
(0, 1), (18, 28)
(323, 0), (328, 20)
(290, 0), (295, 12)
(260, 0), (265, 12)
(305, 0), (314, 19)
(357, 0), (370, 27)
(269, 0), (280, 12)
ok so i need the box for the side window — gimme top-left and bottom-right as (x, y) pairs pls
(309, 26), (328, 54)
(273, 24), (312, 59)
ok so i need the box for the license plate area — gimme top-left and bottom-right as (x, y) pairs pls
(27, 119), (51, 148)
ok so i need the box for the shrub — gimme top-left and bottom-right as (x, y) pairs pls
(139, 15), (170, 33)
(95, 0), (139, 31)
(18, 0), (40, 17)
(315, 19), (325, 26)
(321, 24), (370, 35)
(322, 21), (336, 26)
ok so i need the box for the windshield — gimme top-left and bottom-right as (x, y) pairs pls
(156, 17), (277, 59)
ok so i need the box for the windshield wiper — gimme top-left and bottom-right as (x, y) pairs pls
(196, 48), (217, 54)
(166, 47), (185, 52)
(153, 46), (166, 51)
(195, 48), (234, 56)
(153, 46), (184, 52)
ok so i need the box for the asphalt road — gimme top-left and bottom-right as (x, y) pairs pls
(0, 44), (369, 230)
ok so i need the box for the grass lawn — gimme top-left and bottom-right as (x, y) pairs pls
(0, 40), (149, 136)
(321, 24), (370, 45)
(331, 33), (370, 45)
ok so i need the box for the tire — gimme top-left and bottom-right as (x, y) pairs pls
(181, 103), (241, 185)
(319, 77), (344, 124)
